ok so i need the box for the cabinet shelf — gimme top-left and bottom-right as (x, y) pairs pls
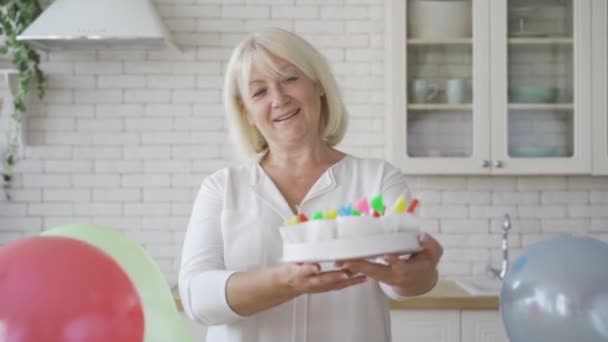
(408, 104), (472, 111)
(508, 103), (574, 110)
(407, 37), (572, 46)
(508, 37), (573, 45)
(407, 38), (473, 45)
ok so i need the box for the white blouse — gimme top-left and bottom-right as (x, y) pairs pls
(179, 155), (413, 342)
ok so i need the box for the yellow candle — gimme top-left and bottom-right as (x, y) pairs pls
(391, 195), (406, 214)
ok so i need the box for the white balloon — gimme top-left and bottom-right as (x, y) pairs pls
(501, 235), (608, 342)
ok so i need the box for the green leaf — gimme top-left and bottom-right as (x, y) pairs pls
(6, 154), (15, 167)
(11, 111), (22, 123)
(7, 5), (17, 20)
(7, 35), (17, 45)
(27, 49), (40, 63)
(0, 0), (46, 175)
(14, 100), (25, 113)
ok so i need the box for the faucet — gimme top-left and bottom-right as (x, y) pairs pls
(488, 213), (511, 280)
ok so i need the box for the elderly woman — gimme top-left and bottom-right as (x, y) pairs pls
(179, 28), (443, 342)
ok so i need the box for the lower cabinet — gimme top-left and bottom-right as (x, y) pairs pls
(391, 310), (461, 342)
(460, 311), (510, 342)
(179, 309), (509, 342)
(391, 310), (509, 342)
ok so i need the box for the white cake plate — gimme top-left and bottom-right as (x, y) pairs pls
(281, 232), (422, 263)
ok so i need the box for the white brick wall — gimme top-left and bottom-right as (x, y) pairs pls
(1, 0), (608, 285)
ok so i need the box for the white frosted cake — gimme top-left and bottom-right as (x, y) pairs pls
(280, 195), (422, 262)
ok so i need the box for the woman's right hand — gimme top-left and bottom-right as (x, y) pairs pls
(276, 262), (367, 296)
(225, 263), (367, 317)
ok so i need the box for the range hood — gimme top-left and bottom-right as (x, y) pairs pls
(17, 0), (178, 51)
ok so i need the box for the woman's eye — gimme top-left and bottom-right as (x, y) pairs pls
(284, 76), (298, 83)
(252, 89), (266, 97)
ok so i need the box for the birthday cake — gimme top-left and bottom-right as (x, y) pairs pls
(279, 195), (422, 263)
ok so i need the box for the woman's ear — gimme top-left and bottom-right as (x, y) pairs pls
(314, 81), (324, 97)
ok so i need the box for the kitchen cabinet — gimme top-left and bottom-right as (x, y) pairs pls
(181, 310), (507, 342)
(391, 310), (460, 342)
(592, 0), (608, 174)
(386, 0), (594, 175)
(460, 311), (509, 342)
(391, 310), (509, 342)
(181, 310), (508, 342)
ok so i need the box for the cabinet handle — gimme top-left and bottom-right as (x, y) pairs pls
(494, 160), (504, 168)
(481, 160), (490, 168)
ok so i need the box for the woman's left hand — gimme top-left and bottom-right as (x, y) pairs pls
(335, 232), (443, 297)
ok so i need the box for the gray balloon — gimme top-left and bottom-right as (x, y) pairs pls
(500, 234), (608, 342)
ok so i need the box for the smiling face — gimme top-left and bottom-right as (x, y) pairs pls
(239, 54), (325, 151)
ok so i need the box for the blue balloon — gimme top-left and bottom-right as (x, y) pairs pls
(501, 234), (608, 342)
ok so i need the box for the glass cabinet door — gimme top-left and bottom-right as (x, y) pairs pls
(592, 0), (608, 174)
(490, 0), (592, 174)
(397, 0), (491, 174)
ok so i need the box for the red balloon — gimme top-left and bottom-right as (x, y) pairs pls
(0, 236), (144, 342)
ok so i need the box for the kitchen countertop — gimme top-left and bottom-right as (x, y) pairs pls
(174, 279), (499, 312)
(389, 279), (499, 310)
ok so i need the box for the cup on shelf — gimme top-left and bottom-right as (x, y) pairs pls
(445, 78), (467, 104)
(411, 79), (438, 103)
(509, 85), (557, 103)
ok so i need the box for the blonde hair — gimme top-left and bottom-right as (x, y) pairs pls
(223, 28), (348, 160)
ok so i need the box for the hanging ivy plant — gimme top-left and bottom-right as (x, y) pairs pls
(0, 0), (46, 193)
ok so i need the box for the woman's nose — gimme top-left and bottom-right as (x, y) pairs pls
(271, 86), (289, 108)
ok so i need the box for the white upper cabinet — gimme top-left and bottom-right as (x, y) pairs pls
(592, 0), (608, 174)
(386, 0), (596, 175)
(490, 0), (591, 175)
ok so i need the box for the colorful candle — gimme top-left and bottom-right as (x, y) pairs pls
(323, 209), (337, 220)
(370, 195), (385, 215)
(392, 195), (406, 214)
(311, 211), (323, 220)
(338, 204), (353, 217)
(354, 197), (370, 215)
(284, 216), (298, 226)
(406, 198), (419, 214)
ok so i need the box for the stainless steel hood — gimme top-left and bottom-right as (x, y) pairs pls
(17, 0), (178, 51)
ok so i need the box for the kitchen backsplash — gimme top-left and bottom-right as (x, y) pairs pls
(0, 0), (607, 286)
